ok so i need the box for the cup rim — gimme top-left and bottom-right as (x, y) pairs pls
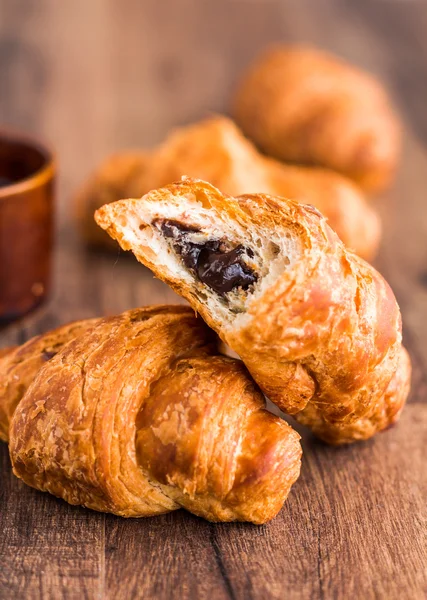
(0, 129), (56, 200)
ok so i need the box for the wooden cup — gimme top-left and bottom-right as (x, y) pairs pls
(0, 131), (55, 324)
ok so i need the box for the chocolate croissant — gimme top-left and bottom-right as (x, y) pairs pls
(4, 306), (301, 523)
(76, 117), (380, 260)
(95, 178), (411, 445)
(233, 46), (401, 193)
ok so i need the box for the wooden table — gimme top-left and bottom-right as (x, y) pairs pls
(1, 1), (426, 598)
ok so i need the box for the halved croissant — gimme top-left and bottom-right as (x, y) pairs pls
(76, 116), (380, 260)
(233, 46), (401, 193)
(95, 178), (411, 445)
(5, 306), (301, 524)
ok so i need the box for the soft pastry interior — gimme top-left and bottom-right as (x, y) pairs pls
(110, 182), (300, 325)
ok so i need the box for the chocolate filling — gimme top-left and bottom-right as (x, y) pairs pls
(153, 219), (257, 296)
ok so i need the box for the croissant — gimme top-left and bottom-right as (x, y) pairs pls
(4, 306), (302, 524)
(95, 178), (411, 445)
(76, 116), (380, 260)
(233, 46), (401, 193)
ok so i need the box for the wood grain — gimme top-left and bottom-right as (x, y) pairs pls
(0, 1), (426, 599)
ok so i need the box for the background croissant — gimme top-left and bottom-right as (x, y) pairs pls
(75, 116), (380, 260)
(2, 305), (302, 524)
(95, 178), (411, 446)
(233, 46), (401, 193)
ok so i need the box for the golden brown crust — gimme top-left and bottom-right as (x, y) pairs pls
(0, 319), (99, 442)
(266, 160), (380, 259)
(294, 346), (411, 445)
(8, 306), (301, 523)
(227, 196), (402, 424)
(76, 117), (380, 260)
(95, 179), (411, 445)
(233, 46), (401, 193)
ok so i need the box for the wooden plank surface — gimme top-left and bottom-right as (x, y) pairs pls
(0, 1), (426, 599)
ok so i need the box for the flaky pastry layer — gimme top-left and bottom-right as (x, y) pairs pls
(0, 319), (99, 442)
